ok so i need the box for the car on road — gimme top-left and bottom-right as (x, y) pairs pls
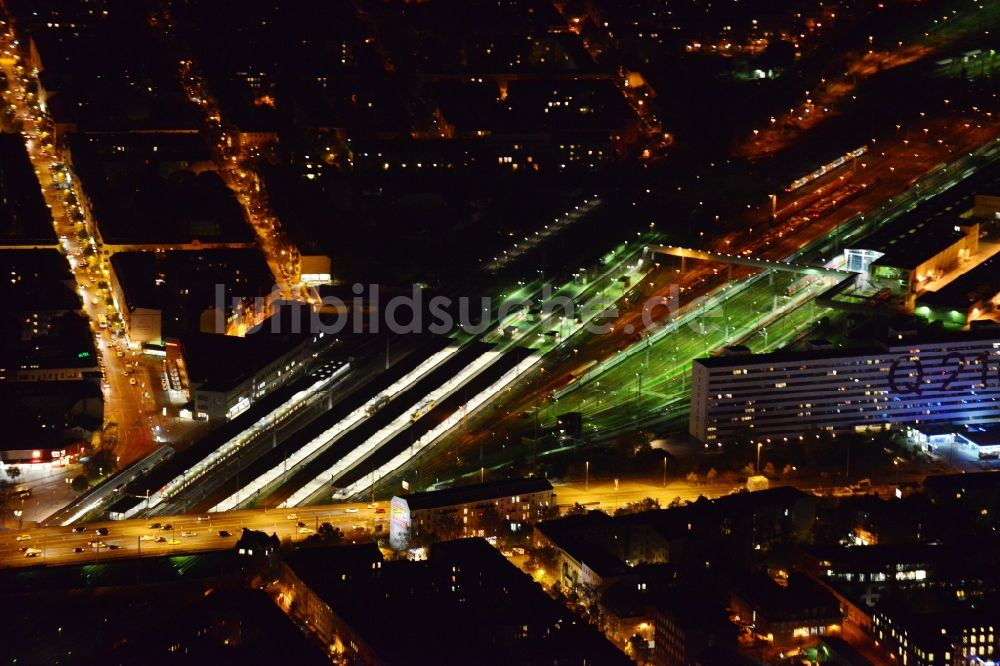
(375, 507), (386, 514)
(196, 516), (211, 522)
(217, 530), (232, 538)
(129, 377), (137, 386)
(297, 527), (313, 534)
(89, 541), (106, 549)
(72, 526), (86, 533)
(95, 527), (108, 536)
(285, 513), (298, 520)
(15, 534), (30, 541)
(160, 524), (172, 531)
(139, 534), (155, 541)
(154, 536), (167, 543)
(345, 508), (359, 514)
(72, 547), (85, 553)
(512, 547), (526, 556)
(167, 539), (180, 545)
(180, 531), (197, 537)
(24, 548), (41, 558)
(107, 544), (121, 550)
(148, 523), (161, 530)
(295, 521), (307, 528)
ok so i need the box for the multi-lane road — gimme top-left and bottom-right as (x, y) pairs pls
(2, 500), (378, 569)
(0, 19), (204, 469)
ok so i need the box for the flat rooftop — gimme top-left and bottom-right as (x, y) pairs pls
(918, 254), (1000, 311)
(287, 538), (630, 665)
(0, 135), (55, 246)
(110, 249), (274, 336)
(860, 217), (970, 270)
(0, 249), (79, 311)
(31, 19), (200, 132)
(694, 324), (1000, 368)
(181, 304), (317, 393)
(69, 134), (250, 246)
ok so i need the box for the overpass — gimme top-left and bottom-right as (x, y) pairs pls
(647, 244), (853, 278)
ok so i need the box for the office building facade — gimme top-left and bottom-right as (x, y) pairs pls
(690, 332), (1000, 442)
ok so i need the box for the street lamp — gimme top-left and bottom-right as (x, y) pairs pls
(585, 461), (590, 491)
(756, 442), (763, 476)
(14, 509), (22, 531)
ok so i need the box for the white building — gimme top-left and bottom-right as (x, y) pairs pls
(689, 330), (1000, 442)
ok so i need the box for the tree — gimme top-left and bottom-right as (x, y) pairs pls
(685, 471), (699, 484)
(71, 474), (89, 493)
(531, 546), (559, 574)
(762, 462), (776, 478)
(614, 497), (660, 516)
(304, 522), (344, 547)
(706, 468), (718, 481)
(478, 506), (510, 541)
(566, 502), (589, 516)
(6, 466), (21, 482)
(84, 448), (117, 480)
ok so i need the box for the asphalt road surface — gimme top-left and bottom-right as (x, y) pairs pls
(0, 500), (380, 569)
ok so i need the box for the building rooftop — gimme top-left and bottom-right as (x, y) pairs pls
(287, 538), (630, 665)
(0, 134), (55, 245)
(801, 542), (944, 571)
(867, 218), (970, 270)
(732, 572), (840, 622)
(0, 249), (80, 312)
(397, 476), (553, 511)
(110, 248), (274, 337)
(923, 471), (1000, 495)
(110, 588), (331, 666)
(69, 134), (249, 246)
(30, 18), (199, 132)
(0, 310), (97, 374)
(0, 379), (102, 452)
(919, 254), (1000, 312)
(180, 310), (313, 393)
(694, 324), (1000, 368)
